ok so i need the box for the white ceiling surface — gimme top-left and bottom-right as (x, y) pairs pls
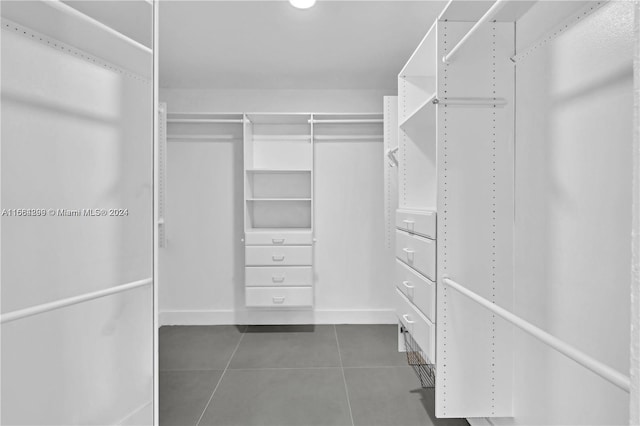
(159, 1), (448, 90)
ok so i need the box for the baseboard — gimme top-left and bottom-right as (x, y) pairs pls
(467, 418), (494, 426)
(117, 401), (152, 426)
(159, 309), (396, 326)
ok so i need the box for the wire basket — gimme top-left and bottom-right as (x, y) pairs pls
(400, 324), (436, 388)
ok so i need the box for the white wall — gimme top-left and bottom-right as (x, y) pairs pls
(1, 14), (153, 425)
(159, 88), (396, 324)
(491, 2), (635, 424)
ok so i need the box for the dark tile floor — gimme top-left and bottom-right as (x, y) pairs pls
(159, 324), (469, 426)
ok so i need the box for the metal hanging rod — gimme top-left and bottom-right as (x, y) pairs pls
(314, 135), (384, 141)
(309, 119), (383, 124)
(167, 134), (237, 140)
(1, 277), (153, 324)
(253, 135), (311, 141)
(442, 0), (506, 64)
(435, 97), (508, 107)
(167, 119), (244, 124)
(43, 0), (152, 54)
(442, 277), (631, 392)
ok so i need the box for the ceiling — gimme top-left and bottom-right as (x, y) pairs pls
(159, 0), (448, 90)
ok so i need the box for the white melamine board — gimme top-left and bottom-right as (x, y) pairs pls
(490, 2), (634, 425)
(251, 141), (312, 170)
(246, 200), (312, 230)
(246, 172), (311, 199)
(1, 1), (151, 79)
(384, 97), (399, 249)
(2, 286), (152, 425)
(400, 20), (437, 78)
(435, 21), (514, 418)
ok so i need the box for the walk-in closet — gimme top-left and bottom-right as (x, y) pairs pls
(1, 1), (639, 425)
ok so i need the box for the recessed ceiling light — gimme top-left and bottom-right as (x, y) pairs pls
(289, 0), (316, 9)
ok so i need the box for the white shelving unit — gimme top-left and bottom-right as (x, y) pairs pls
(395, 1), (515, 419)
(243, 114), (314, 308)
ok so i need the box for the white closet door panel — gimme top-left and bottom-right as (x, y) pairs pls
(245, 246), (312, 266)
(396, 259), (436, 322)
(395, 289), (435, 363)
(246, 266), (313, 287)
(245, 231), (313, 246)
(395, 230), (435, 281)
(245, 286), (313, 307)
(396, 209), (436, 239)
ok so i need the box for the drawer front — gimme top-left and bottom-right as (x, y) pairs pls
(245, 231), (313, 246)
(396, 259), (436, 322)
(246, 286), (313, 307)
(245, 246), (312, 266)
(246, 266), (313, 287)
(395, 229), (436, 280)
(396, 209), (436, 239)
(395, 289), (436, 364)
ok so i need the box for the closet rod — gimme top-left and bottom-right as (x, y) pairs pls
(167, 119), (244, 124)
(167, 134), (237, 140)
(309, 119), (383, 124)
(436, 97), (508, 107)
(42, 0), (152, 54)
(442, 277), (631, 392)
(314, 135), (383, 141)
(442, 0), (506, 64)
(1, 277), (153, 324)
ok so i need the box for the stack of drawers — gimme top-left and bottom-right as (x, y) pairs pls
(394, 209), (437, 364)
(245, 230), (313, 307)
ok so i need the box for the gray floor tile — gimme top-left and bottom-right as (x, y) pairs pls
(199, 368), (352, 426)
(336, 324), (408, 367)
(160, 325), (245, 371)
(344, 367), (468, 426)
(229, 325), (340, 369)
(159, 370), (222, 426)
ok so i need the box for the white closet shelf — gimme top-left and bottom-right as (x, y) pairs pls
(246, 198), (312, 202)
(167, 134), (238, 140)
(314, 135), (384, 141)
(252, 135), (311, 141)
(399, 93), (437, 129)
(167, 118), (244, 124)
(246, 169), (311, 173)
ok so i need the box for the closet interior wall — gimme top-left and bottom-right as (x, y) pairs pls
(1, 1), (154, 425)
(159, 89), (396, 324)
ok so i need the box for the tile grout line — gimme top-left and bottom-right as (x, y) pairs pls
(195, 329), (246, 426)
(334, 325), (355, 426)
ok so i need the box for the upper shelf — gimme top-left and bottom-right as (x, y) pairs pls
(399, 19), (437, 78)
(399, 93), (437, 134)
(2, 0), (152, 79)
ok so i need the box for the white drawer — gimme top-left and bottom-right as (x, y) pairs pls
(396, 259), (436, 322)
(245, 246), (312, 266)
(395, 229), (436, 280)
(396, 209), (436, 239)
(395, 288), (435, 364)
(246, 286), (313, 307)
(246, 266), (313, 287)
(245, 231), (313, 246)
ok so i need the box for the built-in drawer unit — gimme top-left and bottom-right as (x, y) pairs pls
(244, 231), (313, 246)
(396, 209), (436, 239)
(245, 246), (312, 266)
(395, 229), (436, 280)
(395, 288), (435, 364)
(245, 266), (313, 287)
(396, 259), (436, 322)
(245, 286), (313, 307)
